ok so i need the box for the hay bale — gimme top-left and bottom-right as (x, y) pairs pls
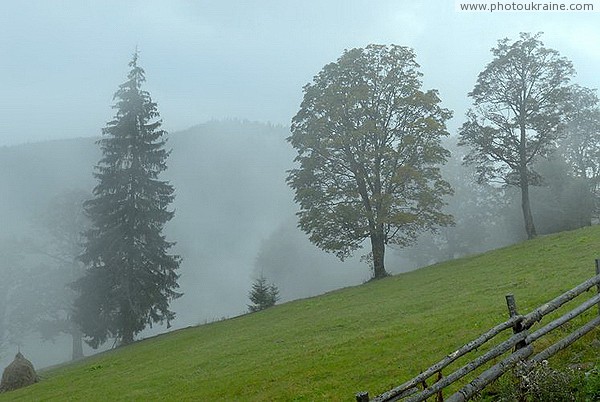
(0, 352), (39, 392)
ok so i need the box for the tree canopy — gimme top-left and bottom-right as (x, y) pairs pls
(459, 32), (576, 239)
(287, 44), (453, 279)
(559, 85), (600, 220)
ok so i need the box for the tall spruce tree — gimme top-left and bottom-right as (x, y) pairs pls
(73, 52), (181, 348)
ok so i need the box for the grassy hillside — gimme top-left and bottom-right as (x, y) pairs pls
(2, 226), (600, 401)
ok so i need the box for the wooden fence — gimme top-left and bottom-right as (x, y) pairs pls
(356, 259), (600, 402)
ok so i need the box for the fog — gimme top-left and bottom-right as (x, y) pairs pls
(0, 121), (413, 369)
(1, 1), (600, 371)
(2, 121), (594, 370)
(2, 2), (600, 146)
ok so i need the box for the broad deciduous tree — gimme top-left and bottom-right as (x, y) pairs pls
(73, 52), (181, 348)
(287, 44), (453, 279)
(459, 32), (575, 239)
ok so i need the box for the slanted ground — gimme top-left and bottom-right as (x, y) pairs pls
(1, 225), (599, 401)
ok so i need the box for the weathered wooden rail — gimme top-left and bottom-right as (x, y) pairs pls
(356, 259), (600, 402)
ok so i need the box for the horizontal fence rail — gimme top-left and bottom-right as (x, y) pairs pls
(356, 259), (600, 402)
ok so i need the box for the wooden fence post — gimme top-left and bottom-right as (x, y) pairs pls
(506, 294), (531, 402)
(596, 259), (600, 316)
(435, 371), (444, 402)
(506, 294), (527, 351)
(506, 294), (518, 319)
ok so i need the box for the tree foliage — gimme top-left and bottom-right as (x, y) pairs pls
(559, 85), (600, 219)
(73, 52), (181, 348)
(287, 44), (453, 279)
(0, 237), (28, 357)
(530, 155), (595, 232)
(459, 32), (576, 239)
(402, 139), (520, 267)
(19, 190), (88, 359)
(248, 275), (280, 313)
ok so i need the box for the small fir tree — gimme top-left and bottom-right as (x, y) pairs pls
(73, 51), (181, 348)
(248, 275), (280, 312)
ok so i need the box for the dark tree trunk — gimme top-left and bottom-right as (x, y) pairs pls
(518, 121), (536, 240)
(121, 331), (134, 346)
(120, 304), (135, 346)
(370, 229), (388, 279)
(71, 328), (84, 360)
(520, 172), (537, 240)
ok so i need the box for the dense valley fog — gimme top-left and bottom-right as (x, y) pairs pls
(1, 0), (599, 376)
(2, 118), (594, 369)
(0, 121), (402, 368)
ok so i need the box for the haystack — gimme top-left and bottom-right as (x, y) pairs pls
(0, 352), (39, 392)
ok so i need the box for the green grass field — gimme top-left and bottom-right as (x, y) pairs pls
(2, 226), (599, 401)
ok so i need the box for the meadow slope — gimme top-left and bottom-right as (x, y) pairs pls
(2, 225), (599, 401)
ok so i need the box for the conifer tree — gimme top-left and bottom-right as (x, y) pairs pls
(73, 52), (181, 348)
(248, 275), (280, 313)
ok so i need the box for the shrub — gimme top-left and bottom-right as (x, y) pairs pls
(488, 360), (582, 401)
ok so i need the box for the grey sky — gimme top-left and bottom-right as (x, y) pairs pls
(1, 1), (599, 146)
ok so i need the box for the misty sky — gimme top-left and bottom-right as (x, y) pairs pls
(1, 1), (600, 146)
